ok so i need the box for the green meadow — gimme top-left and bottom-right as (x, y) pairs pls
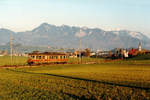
(0, 56), (150, 99)
(0, 56), (27, 66)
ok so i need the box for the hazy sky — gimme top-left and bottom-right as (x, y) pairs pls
(0, 0), (150, 36)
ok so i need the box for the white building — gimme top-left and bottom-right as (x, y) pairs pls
(138, 42), (142, 51)
(123, 50), (128, 58)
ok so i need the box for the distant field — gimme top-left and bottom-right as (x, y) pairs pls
(0, 63), (149, 99)
(68, 57), (150, 65)
(0, 56), (104, 66)
(0, 56), (150, 66)
(68, 57), (104, 64)
(0, 56), (27, 66)
(104, 59), (150, 65)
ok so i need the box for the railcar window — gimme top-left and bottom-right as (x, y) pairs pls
(39, 56), (41, 59)
(49, 56), (51, 59)
(45, 56), (47, 59)
(56, 56), (58, 59)
(36, 56), (38, 59)
(60, 56), (62, 59)
(35, 56), (37, 59)
(43, 56), (45, 59)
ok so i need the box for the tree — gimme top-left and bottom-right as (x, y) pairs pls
(84, 48), (91, 57)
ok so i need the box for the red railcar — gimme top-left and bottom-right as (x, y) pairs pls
(28, 52), (68, 65)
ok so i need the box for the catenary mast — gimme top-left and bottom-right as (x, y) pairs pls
(10, 33), (13, 65)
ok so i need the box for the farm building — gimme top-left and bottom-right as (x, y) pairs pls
(67, 48), (91, 58)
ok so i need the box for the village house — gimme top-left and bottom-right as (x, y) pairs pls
(0, 50), (8, 56)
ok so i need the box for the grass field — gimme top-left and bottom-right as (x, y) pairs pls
(68, 57), (104, 64)
(0, 64), (149, 99)
(0, 56), (150, 99)
(0, 56), (104, 66)
(0, 56), (27, 66)
(19, 64), (150, 88)
(0, 56), (150, 66)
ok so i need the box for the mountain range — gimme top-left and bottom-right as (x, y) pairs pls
(0, 23), (150, 50)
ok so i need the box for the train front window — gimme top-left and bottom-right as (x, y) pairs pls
(31, 56), (34, 59)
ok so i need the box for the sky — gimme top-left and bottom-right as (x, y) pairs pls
(0, 0), (150, 36)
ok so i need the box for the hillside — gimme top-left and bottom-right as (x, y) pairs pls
(0, 23), (150, 50)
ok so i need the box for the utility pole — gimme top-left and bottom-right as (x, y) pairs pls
(10, 33), (13, 65)
(79, 38), (82, 64)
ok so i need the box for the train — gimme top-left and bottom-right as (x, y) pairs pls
(27, 51), (68, 65)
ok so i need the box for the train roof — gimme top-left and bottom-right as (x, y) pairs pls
(28, 52), (67, 55)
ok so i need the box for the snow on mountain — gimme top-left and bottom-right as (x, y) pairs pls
(128, 31), (144, 40)
(75, 29), (86, 38)
(111, 30), (148, 40)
